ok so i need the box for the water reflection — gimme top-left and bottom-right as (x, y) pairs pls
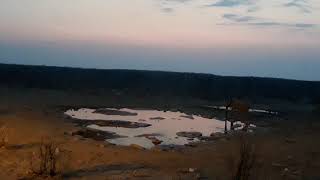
(65, 108), (230, 148)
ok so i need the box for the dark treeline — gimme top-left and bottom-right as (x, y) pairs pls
(1, 63), (320, 103)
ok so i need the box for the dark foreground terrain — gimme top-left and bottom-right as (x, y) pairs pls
(0, 63), (319, 179)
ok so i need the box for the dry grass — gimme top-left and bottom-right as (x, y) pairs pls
(0, 123), (8, 148)
(224, 134), (258, 180)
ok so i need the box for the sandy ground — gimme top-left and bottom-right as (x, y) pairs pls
(0, 99), (319, 179)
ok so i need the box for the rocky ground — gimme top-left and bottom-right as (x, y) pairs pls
(0, 89), (319, 179)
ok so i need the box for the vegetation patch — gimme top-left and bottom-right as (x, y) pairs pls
(29, 138), (66, 178)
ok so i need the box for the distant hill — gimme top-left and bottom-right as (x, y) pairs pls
(1, 63), (320, 103)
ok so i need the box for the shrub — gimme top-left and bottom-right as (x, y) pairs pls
(30, 138), (60, 177)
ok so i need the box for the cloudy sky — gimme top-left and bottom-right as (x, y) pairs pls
(0, 0), (319, 80)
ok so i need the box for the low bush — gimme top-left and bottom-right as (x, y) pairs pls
(30, 138), (60, 177)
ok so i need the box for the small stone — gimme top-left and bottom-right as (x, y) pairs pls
(99, 144), (105, 148)
(150, 117), (165, 120)
(176, 131), (202, 138)
(282, 168), (289, 176)
(196, 173), (202, 179)
(285, 138), (296, 144)
(185, 143), (197, 147)
(233, 124), (242, 129)
(132, 169), (150, 177)
(271, 163), (285, 168)
(55, 148), (60, 155)
(151, 139), (162, 145)
(130, 144), (145, 150)
(180, 115), (194, 120)
(209, 132), (225, 140)
(177, 168), (189, 173)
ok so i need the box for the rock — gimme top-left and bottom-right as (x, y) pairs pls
(185, 143), (197, 147)
(55, 148), (60, 155)
(176, 131), (202, 138)
(157, 145), (183, 152)
(132, 169), (152, 177)
(177, 168), (190, 173)
(282, 168), (289, 176)
(136, 133), (162, 137)
(93, 108), (138, 116)
(195, 173), (202, 179)
(130, 144), (145, 150)
(272, 163), (286, 168)
(72, 119), (151, 128)
(98, 144), (105, 148)
(150, 117), (166, 120)
(177, 168), (198, 173)
(72, 128), (124, 141)
(180, 115), (194, 120)
(198, 136), (213, 141)
(143, 136), (163, 145)
(210, 132), (224, 138)
(189, 168), (197, 173)
(151, 138), (162, 145)
(285, 138), (296, 144)
(233, 124), (242, 129)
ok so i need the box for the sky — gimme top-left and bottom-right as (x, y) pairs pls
(0, 0), (319, 81)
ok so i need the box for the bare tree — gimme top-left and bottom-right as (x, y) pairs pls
(225, 99), (232, 134)
(225, 99), (250, 132)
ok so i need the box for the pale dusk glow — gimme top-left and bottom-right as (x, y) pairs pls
(0, 0), (319, 80)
